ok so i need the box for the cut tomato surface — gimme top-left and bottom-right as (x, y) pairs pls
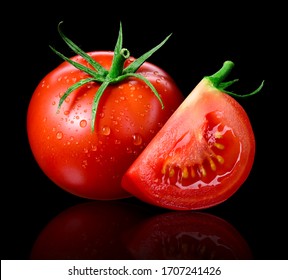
(121, 61), (263, 210)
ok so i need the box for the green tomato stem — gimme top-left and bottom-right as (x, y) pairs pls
(206, 60), (264, 98)
(51, 21), (171, 132)
(108, 48), (130, 80)
(207, 60), (234, 88)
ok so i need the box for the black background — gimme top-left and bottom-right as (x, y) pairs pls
(3, 2), (286, 260)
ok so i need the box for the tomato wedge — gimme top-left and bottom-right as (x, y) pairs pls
(121, 61), (264, 210)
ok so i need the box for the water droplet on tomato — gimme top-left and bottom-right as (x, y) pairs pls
(56, 131), (63, 140)
(126, 147), (132, 154)
(91, 144), (97, 151)
(132, 133), (142, 146)
(110, 156), (116, 162)
(115, 139), (121, 145)
(80, 119), (87, 128)
(102, 125), (111, 135)
(82, 160), (88, 168)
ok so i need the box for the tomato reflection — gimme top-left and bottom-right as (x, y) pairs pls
(30, 200), (150, 259)
(125, 211), (252, 259)
(30, 201), (252, 260)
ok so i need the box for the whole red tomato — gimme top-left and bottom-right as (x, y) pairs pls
(27, 22), (184, 200)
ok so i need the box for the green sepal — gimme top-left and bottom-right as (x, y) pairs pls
(57, 77), (96, 109)
(91, 81), (111, 132)
(50, 46), (105, 81)
(125, 73), (164, 109)
(222, 80), (265, 98)
(218, 79), (239, 91)
(123, 34), (172, 74)
(55, 21), (108, 75)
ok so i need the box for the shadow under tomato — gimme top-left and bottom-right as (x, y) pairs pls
(30, 200), (252, 260)
(124, 211), (253, 260)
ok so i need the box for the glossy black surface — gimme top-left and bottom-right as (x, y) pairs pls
(3, 3), (286, 260)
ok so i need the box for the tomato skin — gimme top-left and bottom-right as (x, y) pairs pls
(27, 51), (184, 200)
(121, 78), (256, 210)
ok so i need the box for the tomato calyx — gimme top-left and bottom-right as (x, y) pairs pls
(206, 60), (265, 98)
(50, 21), (171, 131)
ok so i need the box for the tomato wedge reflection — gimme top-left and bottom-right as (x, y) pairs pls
(125, 211), (253, 259)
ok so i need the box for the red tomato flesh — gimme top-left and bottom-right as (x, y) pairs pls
(121, 76), (256, 210)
